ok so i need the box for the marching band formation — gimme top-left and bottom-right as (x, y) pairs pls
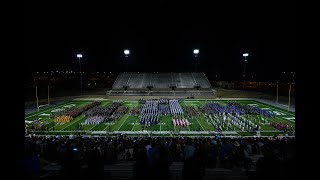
(28, 99), (293, 134)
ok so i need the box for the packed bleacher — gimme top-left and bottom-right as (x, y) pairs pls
(24, 134), (296, 180)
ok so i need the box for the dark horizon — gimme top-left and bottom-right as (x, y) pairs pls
(24, 1), (295, 82)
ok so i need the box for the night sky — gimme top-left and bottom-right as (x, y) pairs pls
(24, 0), (295, 81)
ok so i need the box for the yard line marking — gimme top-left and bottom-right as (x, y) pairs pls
(187, 121), (191, 131)
(254, 101), (295, 116)
(130, 103), (139, 131)
(254, 102), (295, 123)
(194, 117), (205, 131)
(183, 102), (205, 131)
(88, 123), (99, 131)
(102, 124), (110, 131)
(183, 101), (204, 131)
(117, 115), (129, 131)
(60, 116), (86, 131)
(25, 102), (73, 119)
(131, 116), (139, 131)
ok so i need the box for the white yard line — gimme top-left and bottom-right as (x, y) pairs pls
(25, 102), (73, 119)
(117, 115), (129, 131)
(253, 103), (295, 123)
(60, 116), (86, 131)
(102, 124), (110, 131)
(130, 103), (139, 131)
(88, 123), (99, 131)
(87, 102), (114, 131)
(131, 116), (139, 131)
(256, 101), (295, 116)
(194, 117), (206, 131)
(187, 122), (191, 131)
(205, 116), (212, 126)
(183, 101), (200, 131)
(181, 101), (188, 131)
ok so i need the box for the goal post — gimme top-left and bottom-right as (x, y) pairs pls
(36, 85), (50, 111)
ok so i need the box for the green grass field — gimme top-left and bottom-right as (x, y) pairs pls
(25, 99), (295, 136)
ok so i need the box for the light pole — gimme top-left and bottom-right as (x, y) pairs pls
(243, 53), (249, 82)
(276, 82), (279, 104)
(77, 54), (83, 94)
(288, 83), (291, 112)
(124, 49), (130, 72)
(48, 84), (50, 105)
(193, 49), (199, 72)
(36, 86), (39, 112)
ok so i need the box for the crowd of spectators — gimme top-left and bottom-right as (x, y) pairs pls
(24, 134), (295, 179)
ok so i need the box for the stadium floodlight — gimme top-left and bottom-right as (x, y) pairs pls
(242, 53), (249, 82)
(193, 49), (199, 72)
(124, 49), (130, 72)
(124, 49), (130, 55)
(76, 54), (83, 94)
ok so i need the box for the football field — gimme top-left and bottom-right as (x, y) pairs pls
(25, 99), (295, 136)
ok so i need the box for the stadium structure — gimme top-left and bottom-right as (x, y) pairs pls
(25, 71), (295, 138)
(24, 69), (295, 180)
(109, 72), (215, 97)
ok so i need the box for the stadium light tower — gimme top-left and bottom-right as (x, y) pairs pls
(193, 49), (199, 72)
(76, 54), (83, 94)
(124, 49), (130, 72)
(243, 53), (249, 82)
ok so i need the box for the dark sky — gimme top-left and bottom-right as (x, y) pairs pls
(24, 0), (295, 81)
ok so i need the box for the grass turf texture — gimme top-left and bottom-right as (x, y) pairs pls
(26, 99), (295, 137)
